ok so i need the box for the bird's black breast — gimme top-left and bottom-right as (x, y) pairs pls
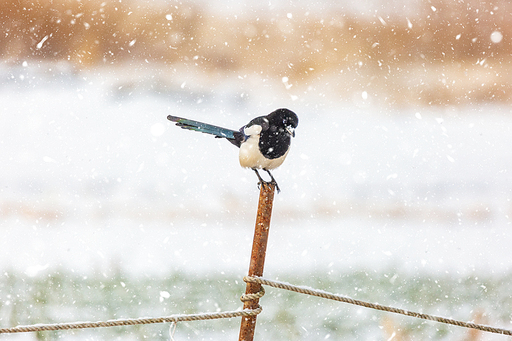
(259, 127), (291, 159)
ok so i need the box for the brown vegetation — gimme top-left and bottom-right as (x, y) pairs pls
(2, 0), (512, 104)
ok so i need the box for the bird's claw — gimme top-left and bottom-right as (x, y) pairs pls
(254, 169), (280, 193)
(256, 180), (280, 193)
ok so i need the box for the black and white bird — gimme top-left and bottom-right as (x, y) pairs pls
(167, 108), (298, 192)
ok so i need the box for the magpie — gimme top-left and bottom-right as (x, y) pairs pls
(167, 108), (298, 192)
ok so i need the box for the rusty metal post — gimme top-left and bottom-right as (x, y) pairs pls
(238, 183), (275, 341)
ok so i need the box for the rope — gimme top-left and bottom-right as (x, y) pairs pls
(3, 275), (510, 336)
(243, 276), (512, 336)
(0, 308), (262, 334)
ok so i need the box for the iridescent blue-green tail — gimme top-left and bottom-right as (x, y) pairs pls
(167, 115), (244, 147)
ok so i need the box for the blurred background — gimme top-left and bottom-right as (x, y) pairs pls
(1, 0), (512, 340)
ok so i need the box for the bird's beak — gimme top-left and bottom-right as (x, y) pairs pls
(286, 126), (295, 137)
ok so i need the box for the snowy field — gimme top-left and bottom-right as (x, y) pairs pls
(1, 63), (512, 339)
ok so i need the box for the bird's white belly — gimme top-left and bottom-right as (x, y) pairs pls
(239, 135), (289, 170)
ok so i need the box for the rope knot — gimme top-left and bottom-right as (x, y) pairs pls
(240, 284), (265, 303)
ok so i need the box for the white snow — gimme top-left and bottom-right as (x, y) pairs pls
(490, 31), (503, 44)
(36, 35), (50, 50)
(1, 65), (512, 280)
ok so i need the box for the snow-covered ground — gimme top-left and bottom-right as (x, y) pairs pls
(1, 63), (512, 280)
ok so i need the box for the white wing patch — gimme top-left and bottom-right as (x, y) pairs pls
(243, 124), (262, 136)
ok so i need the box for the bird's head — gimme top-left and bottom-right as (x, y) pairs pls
(269, 108), (299, 138)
